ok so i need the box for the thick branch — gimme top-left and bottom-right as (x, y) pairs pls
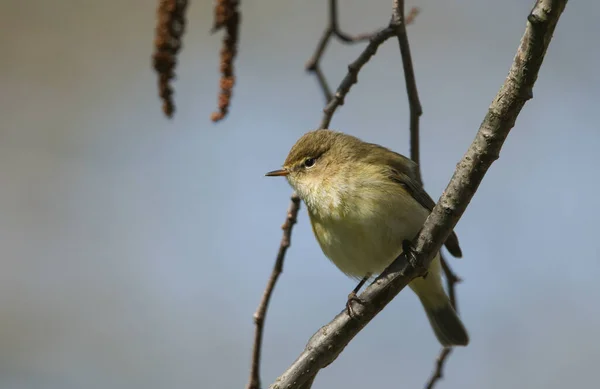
(270, 1), (567, 387)
(246, 194), (301, 389)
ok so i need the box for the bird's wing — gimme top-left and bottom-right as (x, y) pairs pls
(385, 161), (463, 258)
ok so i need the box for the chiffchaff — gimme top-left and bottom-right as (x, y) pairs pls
(265, 129), (468, 347)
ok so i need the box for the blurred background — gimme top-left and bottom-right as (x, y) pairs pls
(1, 0), (598, 388)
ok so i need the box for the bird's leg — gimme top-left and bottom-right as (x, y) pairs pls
(402, 239), (428, 278)
(346, 274), (370, 318)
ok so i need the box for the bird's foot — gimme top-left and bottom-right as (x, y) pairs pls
(345, 275), (370, 319)
(402, 239), (418, 268)
(402, 239), (428, 276)
(346, 291), (365, 319)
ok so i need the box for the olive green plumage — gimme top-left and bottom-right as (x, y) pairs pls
(267, 129), (468, 347)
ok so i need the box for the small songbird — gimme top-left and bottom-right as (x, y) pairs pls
(265, 129), (468, 347)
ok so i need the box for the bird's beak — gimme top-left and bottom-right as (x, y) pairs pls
(265, 168), (289, 177)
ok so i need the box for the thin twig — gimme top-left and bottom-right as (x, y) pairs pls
(270, 1), (567, 387)
(318, 4), (419, 130)
(424, 347), (453, 389)
(423, 253), (462, 389)
(313, 67), (333, 103)
(246, 194), (301, 389)
(318, 26), (396, 129)
(440, 254), (462, 310)
(328, 0), (377, 43)
(306, 0), (417, 106)
(305, 0), (378, 103)
(392, 0), (423, 181)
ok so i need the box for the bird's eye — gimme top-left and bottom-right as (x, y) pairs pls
(304, 158), (316, 168)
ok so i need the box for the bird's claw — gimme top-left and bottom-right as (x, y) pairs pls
(402, 239), (429, 275)
(402, 239), (418, 267)
(346, 291), (365, 319)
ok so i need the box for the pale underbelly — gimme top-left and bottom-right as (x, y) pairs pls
(312, 215), (422, 279)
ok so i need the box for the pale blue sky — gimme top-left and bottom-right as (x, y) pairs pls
(1, 1), (599, 388)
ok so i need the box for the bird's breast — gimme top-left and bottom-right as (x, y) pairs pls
(307, 185), (429, 278)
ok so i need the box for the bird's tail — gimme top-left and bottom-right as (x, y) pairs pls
(409, 254), (469, 347)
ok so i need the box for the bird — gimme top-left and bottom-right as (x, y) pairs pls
(265, 129), (468, 347)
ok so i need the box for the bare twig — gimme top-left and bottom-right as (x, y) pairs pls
(423, 253), (462, 389)
(392, 0), (423, 180)
(318, 26), (396, 129)
(270, 1), (567, 387)
(424, 347), (453, 389)
(328, 0), (377, 43)
(306, 0), (418, 105)
(246, 194), (301, 389)
(211, 0), (241, 122)
(305, 0), (379, 102)
(440, 254), (462, 310)
(152, 0), (189, 118)
(318, 4), (419, 130)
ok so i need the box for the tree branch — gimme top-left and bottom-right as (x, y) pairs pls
(306, 0), (418, 109)
(305, 0), (384, 103)
(392, 0), (423, 181)
(246, 194), (301, 389)
(424, 347), (453, 389)
(440, 254), (462, 310)
(270, 1), (567, 387)
(318, 27), (396, 129)
(317, 5), (419, 129)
